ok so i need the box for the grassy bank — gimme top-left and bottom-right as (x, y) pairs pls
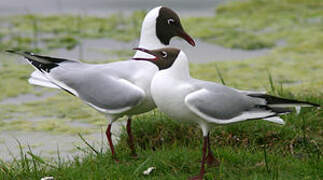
(0, 0), (322, 179)
(0, 100), (322, 179)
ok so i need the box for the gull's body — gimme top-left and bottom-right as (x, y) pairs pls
(20, 55), (158, 117)
(7, 6), (195, 160)
(133, 48), (319, 180)
(151, 60), (287, 133)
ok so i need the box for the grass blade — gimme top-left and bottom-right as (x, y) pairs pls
(263, 144), (270, 174)
(267, 71), (275, 94)
(215, 64), (226, 85)
(78, 133), (99, 155)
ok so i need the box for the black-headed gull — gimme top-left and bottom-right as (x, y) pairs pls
(134, 47), (319, 179)
(133, 6), (195, 59)
(7, 6), (195, 161)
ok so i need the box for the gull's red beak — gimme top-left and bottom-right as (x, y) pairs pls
(132, 48), (158, 61)
(178, 31), (196, 47)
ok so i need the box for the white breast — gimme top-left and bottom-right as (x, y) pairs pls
(151, 71), (196, 122)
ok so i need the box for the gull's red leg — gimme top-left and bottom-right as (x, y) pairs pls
(126, 117), (137, 157)
(106, 123), (119, 162)
(189, 136), (208, 180)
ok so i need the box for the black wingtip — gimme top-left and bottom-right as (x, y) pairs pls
(311, 102), (320, 107)
(248, 94), (320, 108)
(5, 50), (35, 57)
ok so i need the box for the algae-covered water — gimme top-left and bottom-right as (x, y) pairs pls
(0, 0), (223, 16)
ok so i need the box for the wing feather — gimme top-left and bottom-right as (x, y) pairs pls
(185, 89), (279, 124)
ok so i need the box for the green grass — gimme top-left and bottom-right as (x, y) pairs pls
(0, 0), (322, 179)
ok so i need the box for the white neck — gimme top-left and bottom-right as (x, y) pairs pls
(164, 51), (190, 80)
(133, 6), (165, 58)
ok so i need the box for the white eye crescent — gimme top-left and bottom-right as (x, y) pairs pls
(167, 18), (175, 24)
(161, 51), (168, 58)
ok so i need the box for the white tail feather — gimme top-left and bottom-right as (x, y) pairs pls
(30, 70), (47, 81)
(28, 77), (60, 89)
(28, 70), (60, 89)
(30, 70), (78, 96)
(263, 117), (285, 125)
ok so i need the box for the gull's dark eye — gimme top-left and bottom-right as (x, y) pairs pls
(167, 18), (175, 25)
(161, 51), (168, 58)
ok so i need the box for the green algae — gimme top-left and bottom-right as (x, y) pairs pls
(0, 0), (322, 135)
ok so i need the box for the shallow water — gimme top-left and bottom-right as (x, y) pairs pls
(0, 91), (57, 105)
(0, 121), (125, 162)
(49, 38), (137, 61)
(0, 0), (224, 16)
(49, 38), (269, 63)
(172, 39), (269, 63)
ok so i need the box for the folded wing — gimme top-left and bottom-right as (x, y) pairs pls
(184, 88), (282, 124)
(63, 72), (145, 114)
(185, 79), (319, 125)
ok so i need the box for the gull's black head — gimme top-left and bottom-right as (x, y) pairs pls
(132, 47), (181, 70)
(156, 7), (195, 47)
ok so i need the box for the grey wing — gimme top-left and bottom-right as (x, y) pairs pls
(184, 82), (276, 124)
(51, 67), (145, 114)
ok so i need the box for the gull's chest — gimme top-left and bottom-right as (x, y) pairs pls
(151, 74), (194, 120)
(151, 74), (185, 101)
